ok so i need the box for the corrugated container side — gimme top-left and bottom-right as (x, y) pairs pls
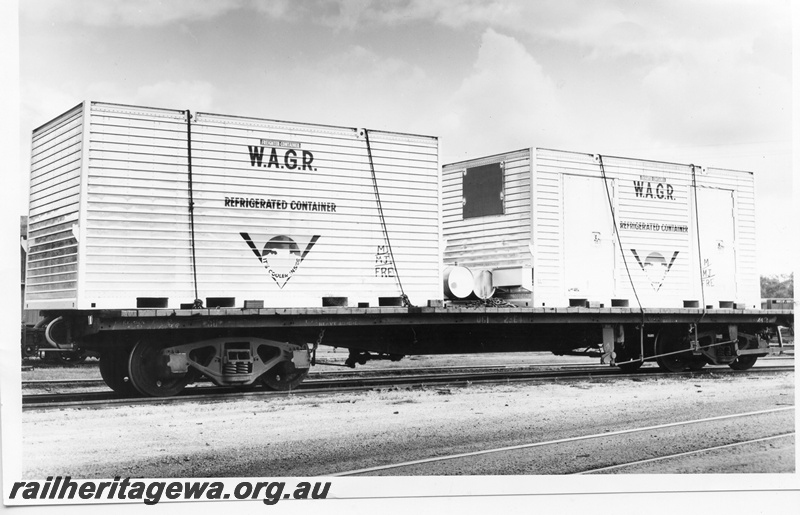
(444, 147), (758, 309)
(25, 103), (85, 309)
(602, 153), (695, 308)
(442, 149), (533, 272)
(535, 149), (697, 308)
(697, 167), (758, 308)
(187, 112), (441, 307)
(534, 149), (754, 308)
(81, 103), (193, 308)
(27, 102), (440, 309)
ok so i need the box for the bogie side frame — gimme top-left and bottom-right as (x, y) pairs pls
(38, 306), (793, 397)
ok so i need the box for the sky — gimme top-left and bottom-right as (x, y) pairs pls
(10, 0), (796, 275)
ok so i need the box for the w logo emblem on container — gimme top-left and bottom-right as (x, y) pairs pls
(631, 249), (679, 292)
(241, 233), (320, 289)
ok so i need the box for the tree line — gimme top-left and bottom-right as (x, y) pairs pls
(761, 273), (793, 298)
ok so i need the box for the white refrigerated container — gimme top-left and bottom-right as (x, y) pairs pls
(25, 102), (441, 310)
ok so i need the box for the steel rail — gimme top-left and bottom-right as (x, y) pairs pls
(20, 361), (613, 389)
(22, 364), (794, 411)
(21, 354), (794, 389)
(574, 433), (796, 474)
(330, 407), (795, 476)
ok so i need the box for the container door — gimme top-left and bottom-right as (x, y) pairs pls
(696, 187), (736, 303)
(563, 175), (615, 300)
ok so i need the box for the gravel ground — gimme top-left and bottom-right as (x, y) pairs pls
(21, 369), (794, 478)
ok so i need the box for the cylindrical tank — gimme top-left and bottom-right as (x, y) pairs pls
(473, 270), (495, 300)
(443, 266), (474, 300)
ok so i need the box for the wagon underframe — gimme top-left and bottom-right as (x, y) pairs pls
(37, 306), (792, 397)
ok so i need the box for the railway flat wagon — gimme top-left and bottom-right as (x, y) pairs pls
(25, 102), (792, 397)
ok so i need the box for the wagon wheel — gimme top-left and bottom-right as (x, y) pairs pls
(654, 328), (692, 373)
(729, 354), (758, 370)
(99, 348), (139, 396)
(261, 342), (309, 391)
(729, 336), (759, 371)
(261, 361), (309, 391)
(128, 340), (197, 397)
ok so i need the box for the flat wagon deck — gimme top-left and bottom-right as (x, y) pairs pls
(83, 305), (791, 331)
(38, 304), (792, 397)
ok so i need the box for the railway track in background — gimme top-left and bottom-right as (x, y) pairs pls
(22, 362), (794, 411)
(20, 360), (618, 392)
(329, 407), (796, 475)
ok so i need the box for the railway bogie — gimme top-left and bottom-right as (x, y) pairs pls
(93, 334), (312, 397)
(608, 322), (771, 373)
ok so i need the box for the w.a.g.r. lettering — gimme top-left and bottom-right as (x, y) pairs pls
(633, 179), (674, 200)
(247, 145), (316, 171)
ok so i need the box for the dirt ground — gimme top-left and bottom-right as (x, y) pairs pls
(20, 365), (795, 478)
